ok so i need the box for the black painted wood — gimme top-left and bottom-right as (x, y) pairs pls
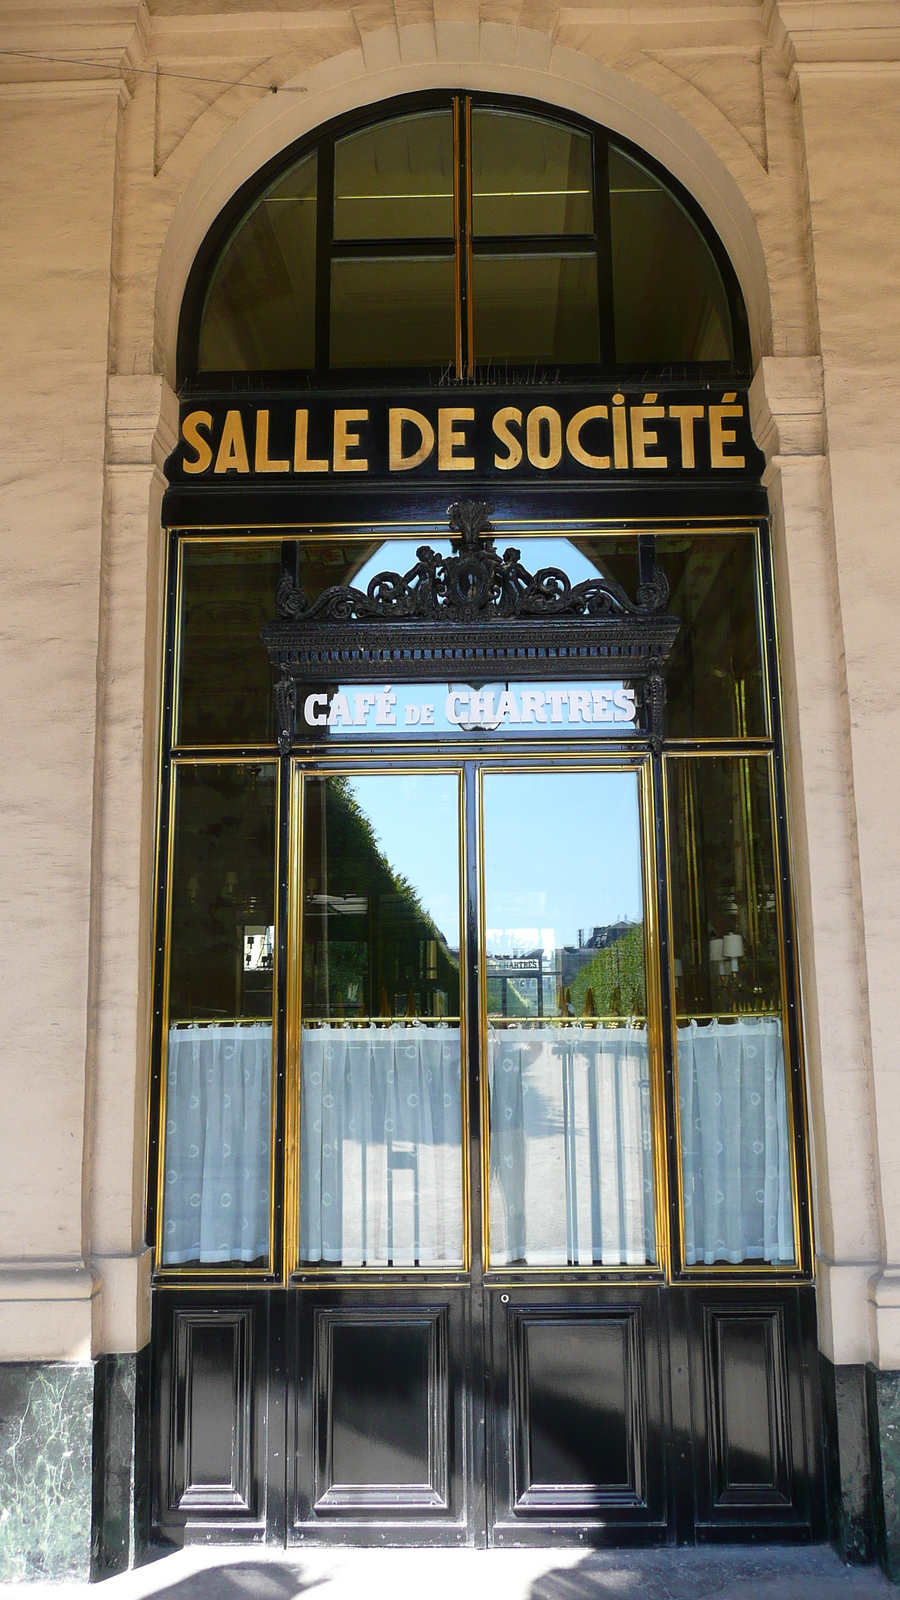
(686, 1287), (824, 1541)
(149, 1284), (824, 1548)
(488, 1287), (667, 1545)
(287, 1288), (468, 1545)
(151, 1292), (271, 1544)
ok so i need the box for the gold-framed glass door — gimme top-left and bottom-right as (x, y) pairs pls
(289, 766), (467, 1270)
(480, 762), (663, 1271)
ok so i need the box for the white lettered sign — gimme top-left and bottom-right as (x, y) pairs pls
(300, 681), (638, 736)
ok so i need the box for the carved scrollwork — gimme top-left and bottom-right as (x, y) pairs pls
(262, 500), (679, 754)
(275, 499), (669, 628)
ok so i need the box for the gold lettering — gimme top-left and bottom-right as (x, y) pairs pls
(214, 410), (250, 474)
(565, 405), (609, 470)
(438, 407), (475, 471)
(709, 397), (745, 468)
(293, 410), (329, 473)
(254, 409), (290, 473)
(492, 406), (523, 471)
(668, 404), (704, 469)
(333, 409), (369, 472)
(630, 394), (667, 469)
(526, 405), (562, 470)
(611, 393), (629, 469)
(181, 410), (213, 475)
(389, 408), (435, 471)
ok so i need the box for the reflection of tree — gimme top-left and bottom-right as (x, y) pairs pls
(305, 776), (459, 1018)
(569, 923), (646, 1016)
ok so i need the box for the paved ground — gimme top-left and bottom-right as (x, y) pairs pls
(2, 1545), (894, 1599)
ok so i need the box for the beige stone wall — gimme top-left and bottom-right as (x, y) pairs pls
(0, 0), (895, 1365)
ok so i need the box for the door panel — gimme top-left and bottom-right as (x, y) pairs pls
(316, 1308), (449, 1510)
(295, 770), (465, 1271)
(686, 1288), (824, 1540)
(151, 1292), (270, 1543)
(488, 1287), (668, 1542)
(289, 1288), (469, 1542)
(481, 767), (659, 1271)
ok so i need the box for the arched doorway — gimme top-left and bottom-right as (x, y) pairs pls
(149, 93), (822, 1549)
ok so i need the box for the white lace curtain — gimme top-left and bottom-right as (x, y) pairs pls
(299, 1024), (464, 1266)
(161, 1024), (272, 1266)
(677, 1016), (794, 1265)
(489, 1025), (656, 1267)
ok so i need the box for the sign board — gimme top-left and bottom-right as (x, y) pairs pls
(300, 680), (639, 737)
(166, 385), (763, 488)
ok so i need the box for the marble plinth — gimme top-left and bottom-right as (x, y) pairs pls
(867, 1366), (900, 1582)
(0, 1362), (94, 1580)
(91, 1348), (150, 1577)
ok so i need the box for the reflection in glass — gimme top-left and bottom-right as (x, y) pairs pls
(484, 771), (655, 1267)
(609, 146), (732, 363)
(330, 257), (456, 367)
(472, 255), (600, 366)
(199, 153), (317, 372)
(176, 543), (280, 747)
(667, 756), (794, 1265)
(557, 532), (766, 739)
(471, 110), (593, 236)
(299, 774), (463, 1266)
(334, 113), (454, 240)
(161, 763), (277, 1267)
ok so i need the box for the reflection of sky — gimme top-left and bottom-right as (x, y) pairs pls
(483, 771), (643, 956)
(346, 769), (643, 961)
(352, 536), (602, 590)
(345, 773), (460, 947)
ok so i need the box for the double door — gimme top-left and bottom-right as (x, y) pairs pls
(151, 750), (822, 1548)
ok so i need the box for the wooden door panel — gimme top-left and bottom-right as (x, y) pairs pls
(488, 1287), (667, 1542)
(315, 1307), (449, 1511)
(687, 1287), (824, 1538)
(151, 1292), (269, 1542)
(288, 1288), (469, 1542)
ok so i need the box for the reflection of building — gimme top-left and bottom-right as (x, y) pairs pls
(560, 921), (637, 988)
(3, 13), (900, 1585)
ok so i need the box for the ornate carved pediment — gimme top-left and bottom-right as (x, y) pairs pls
(261, 502), (679, 752)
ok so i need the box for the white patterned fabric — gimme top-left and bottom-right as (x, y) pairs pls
(677, 1017), (793, 1265)
(161, 1024), (272, 1265)
(299, 1024), (464, 1266)
(489, 1025), (656, 1266)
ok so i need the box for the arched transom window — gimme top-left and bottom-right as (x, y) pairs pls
(181, 94), (750, 384)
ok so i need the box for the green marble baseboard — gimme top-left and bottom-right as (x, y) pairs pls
(0, 1363), (94, 1581)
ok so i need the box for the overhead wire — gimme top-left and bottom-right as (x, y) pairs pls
(0, 48), (306, 91)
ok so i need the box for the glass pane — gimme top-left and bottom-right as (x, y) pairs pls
(176, 543), (280, 746)
(161, 762), (277, 1268)
(472, 254), (600, 365)
(334, 112), (454, 240)
(657, 535), (766, 738)
(471, 110), (593, 236)
(199, 152), (316, 372)
(609, 146), (733, 363)
(331, 257), (455, 367)
(667, 756), (795, 1266)
(484, 770), (655, 1267)
(299, 773), (463, 1267)
(550, 532), (766, 738)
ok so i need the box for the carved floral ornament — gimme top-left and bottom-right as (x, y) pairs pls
(260, 501), (680, 753)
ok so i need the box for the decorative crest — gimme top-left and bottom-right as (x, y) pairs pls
(261, 500), (679, 754)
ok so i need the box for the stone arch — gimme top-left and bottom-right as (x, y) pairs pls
(153, 25), (780, 381)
